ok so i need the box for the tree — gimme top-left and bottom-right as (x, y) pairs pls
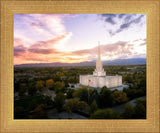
(14, 106), (27, 119)
(46, 79), (54, 89)
(29, 99), (38, 110)
(54, 92), (66, 112)
(59, 72), (65, 77)
(72, 86), (88, 98)
(54, 81), (64, 93)
(135, 99), (146, 108)
(43, 96), (53, 106)
(125, 89), (137, 99)
(123, 74), (133, 83)
(19, 87), (26, 96)
(65, 99), (77, 113)
(89, 100), (98, 114)
(89, 90), (100, 106)
(35, 80), (45, 92)
(65, 99), (88, 113)
(28, 82), (37, 96)
(53, 74), (61, 82)
(123, 103), (134, 119)
(90, 108), (121, 119)
(133, 99), (146, 118)
(32, 104), (47, 119)
(66, 89), (75, 99)
(111, 91), (128, 104)
(18, 83), (27, 96)
(80, 89), (88, 102)
(134, 103), (146, 118)
(78, 101), (88, 111)
(65, 82), (69, 88)
(100, 87), (114, 107)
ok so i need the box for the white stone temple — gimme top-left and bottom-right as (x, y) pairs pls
(79, 42), (122, 88)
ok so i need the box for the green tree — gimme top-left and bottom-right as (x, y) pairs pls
(65, 99), (88, 113)
(72, 86), (88, 98)
(89, 90), (100, 106)
(65, 99), (77, 113)
(28, 83), (37, 96)
(123, 103), (134, 119)
(54, 92), (66, 112)
(90, 108), (121, 119)
(89, 100), (98, 114)
(78, 101), (88, 111)
(54, 81), (64, 93)
(44, 96), (53, 106)
(133, 101), (146, 118)
(111, 91), (128, 104)
(100, 87), (114, 107)
(35, 80), (45, 92)
(66, 89), (75, 99)
(135, 99), (146, 108)
(80, 89), (88, 102)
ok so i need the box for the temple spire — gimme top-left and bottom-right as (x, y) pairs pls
(98, 41), (101, 60)
(93, 41), (106, 77)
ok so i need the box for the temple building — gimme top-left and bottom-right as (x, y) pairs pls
(79, 42), (122, 88)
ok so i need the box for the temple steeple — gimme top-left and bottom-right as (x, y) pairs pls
(93, 42), (106, 77)
(98, 41), (101, 60)
(79, 41), (122, 89)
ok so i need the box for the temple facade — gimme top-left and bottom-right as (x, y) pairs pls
(79, 42), (122, 88)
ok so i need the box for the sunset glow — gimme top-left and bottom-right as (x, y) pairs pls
(14, 14), (146, 65)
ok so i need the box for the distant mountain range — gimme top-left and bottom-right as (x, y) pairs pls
(14, 58), (146, 67)
(103, 58), (146, 65)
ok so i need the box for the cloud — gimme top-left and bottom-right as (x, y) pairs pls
(139, 42), (146, 46)
(69, 41), (136, 61)
(124, 14), (136, 22)
(14, 14), (75, 43)
(14, 38), (28, 56)
(118, 14), (126, 18)
(70, 40), (146, 61)
(29, 32), (72, 50)
(14, 14), (75, 65)
(14, 14), (146, 65)
(117, 14), (144, 33)
(14, 38), (23, 46)
(14, 45), (27, 56)
(100, 14), (117, 25)
(14, 37), (32, 47)
(14, 32), (72, 64)
(100, 14), (145, 36)
(28, 48), (56, 54)
(28, 14), (76, 35)
(14, 39), (146, 65)
(30, 22), (44, 27)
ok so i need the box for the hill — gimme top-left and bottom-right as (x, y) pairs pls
(14, 58), (146, 67)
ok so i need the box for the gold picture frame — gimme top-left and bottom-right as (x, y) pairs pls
(0, 0), (159, 132)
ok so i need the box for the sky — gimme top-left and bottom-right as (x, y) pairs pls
(14, 14), (146, 65)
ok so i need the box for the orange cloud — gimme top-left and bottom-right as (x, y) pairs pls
(14, 32), (73, 64)
(14, 37), (146, 65)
